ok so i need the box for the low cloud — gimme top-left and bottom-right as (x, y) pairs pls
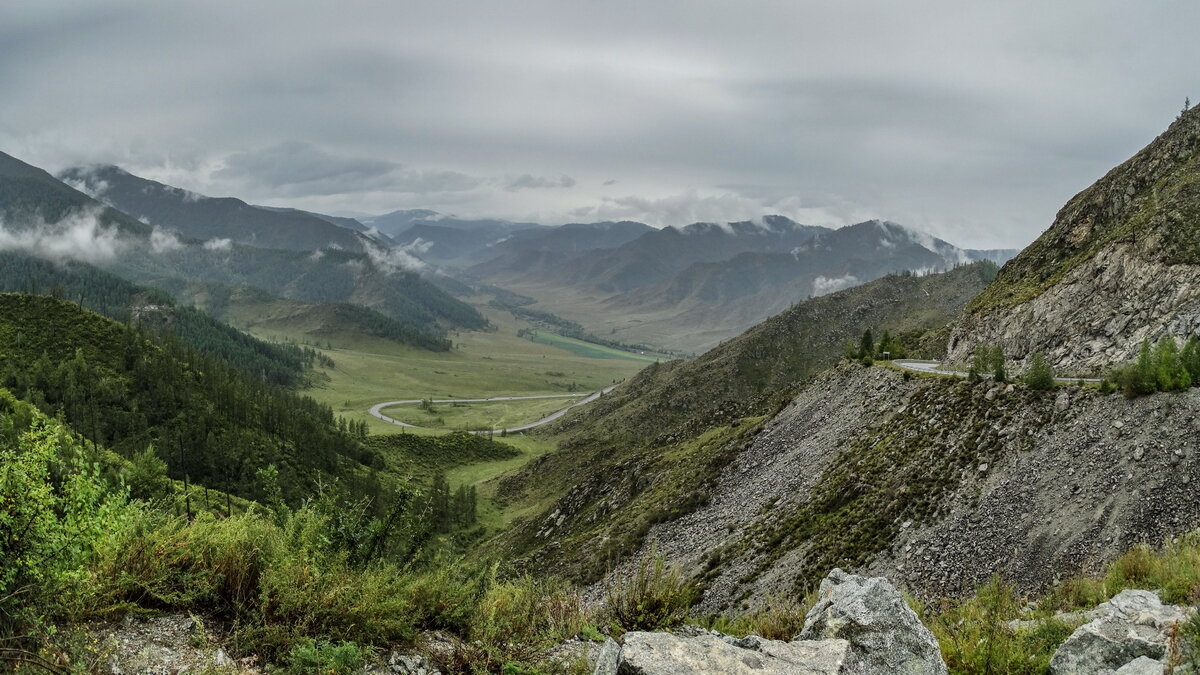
(400, 237), (434, 256)
(0, 207), (125, 265)
(811, 274), (860, 297)
(202, 237), (232, 251)
(503, 173), (576, 192)
(149, 226), (184, 253)
(365, 242), (427, 274)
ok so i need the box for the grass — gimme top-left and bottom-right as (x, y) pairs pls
(380, 397), (578, 431)
(524, 331), (666, 363)
(239, 304), (644, 438)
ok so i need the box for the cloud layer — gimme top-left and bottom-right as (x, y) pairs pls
(2, 1), (1197, 248)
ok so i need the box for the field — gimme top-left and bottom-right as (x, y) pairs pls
(524, 330), (669, 362)
(379, 396), (580, 431)
(236, 299), (648, 525)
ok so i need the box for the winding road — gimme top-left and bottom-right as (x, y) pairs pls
(892, 359), (1101, 384)
(369, 386), (619, 435)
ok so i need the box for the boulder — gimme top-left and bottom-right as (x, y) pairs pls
(796, 568), (948, 674)
(593, 638), (620, 675)
(1048, 589), (1193, 674)
(613, 630), (849, 674)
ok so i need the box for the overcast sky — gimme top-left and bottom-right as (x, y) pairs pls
(1, 1), (1196, 248)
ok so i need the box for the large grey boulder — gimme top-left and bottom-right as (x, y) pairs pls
(613, 630), (849, 674)
(1049, 589), (1193, 674)
(796, 568), (948, 675)
(593, 638), (620, 675)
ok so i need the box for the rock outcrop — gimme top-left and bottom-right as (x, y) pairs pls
(1048, 589), (1193, 674)
(595, 570), (945, 674)
(612, 630), (848, 674)
(797, 569), (948, 675)
(946, 105), (1200, 374)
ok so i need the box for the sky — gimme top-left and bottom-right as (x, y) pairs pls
(1, 1), (1196, 249)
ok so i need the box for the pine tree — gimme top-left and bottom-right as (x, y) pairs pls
(859, 330), (874, 359)
(991, 345), (1006, 383)
(1024, 353), (1054, 390)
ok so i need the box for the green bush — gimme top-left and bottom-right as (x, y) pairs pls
(604, 554), (698, 632)
(0, 400), (127, 635)
(1023, 353), (1055, 391)
(282, 639), (367, 675)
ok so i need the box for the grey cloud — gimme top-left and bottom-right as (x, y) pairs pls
(1, 1), (1197, 248)
(503, 174), (577, 192)
(214, 142), (483, 197)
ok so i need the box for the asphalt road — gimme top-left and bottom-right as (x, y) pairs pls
(368, 385), (619, 434)
(892, 359), (1101, 383)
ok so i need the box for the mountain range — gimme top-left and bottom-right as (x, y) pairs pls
(0, 152), (486, 348)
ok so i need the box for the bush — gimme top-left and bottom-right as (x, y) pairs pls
(604, 554), (698, 632)
(467, 572), (587, 668)
(0, 406), (127, 635)
(1023, 353), (1054, 390)
(283, 639), (367, 675)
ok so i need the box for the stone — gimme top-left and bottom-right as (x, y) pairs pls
(213, 647), (231, 667)
(1115, 656), (1165, 674)
(1049, 589), (1193, 674)
(616, 631), (849, 674)
(797, 568), (948, 674)
(593, 638), (619, 675)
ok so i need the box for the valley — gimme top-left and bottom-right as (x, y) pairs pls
(2, 15), (1199, 672)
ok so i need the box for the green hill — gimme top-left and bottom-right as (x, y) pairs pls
(0, 251), (324, 387)
(0, 293), (379, 504)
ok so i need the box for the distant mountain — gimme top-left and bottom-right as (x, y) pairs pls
(0, 151), (486, 343)
(58, 165), (374, 253)
(466, 221), (653, 276)
(948, 105), (1200, 373)
(362, 209), (538, 241)
(255, 205), (391, 241)
(0, 151), (150, 237)
(477, 216), (831, 293)
(476, 217), (1014, 352)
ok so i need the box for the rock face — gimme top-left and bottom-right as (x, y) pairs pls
(1048, 589), (1193, 674)
(946, 105), (1200, 375)
(797, 569), (948, 675)
(612, 630), (849, 674)
(947, 242), (1200, 375)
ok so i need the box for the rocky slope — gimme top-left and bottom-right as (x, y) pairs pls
(491, 264), (996, 582)
(947, 106), (1200, 374)
(584, 363), (1199, 612)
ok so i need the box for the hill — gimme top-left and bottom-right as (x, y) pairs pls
(948, 105), (1200, 373)
(58, 164), (374, 252)
(0, 150), (149, 237)
(491, 262), (998, 582)
(0, 293), (380, 503)
(0, 250), (323, 386)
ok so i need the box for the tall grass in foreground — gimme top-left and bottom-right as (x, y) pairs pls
(930, 536), (1200, 674)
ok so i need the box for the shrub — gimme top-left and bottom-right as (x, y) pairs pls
(467, 572), (587, 668)
(604, 554), (698, 632)
(930, 576), (1066, 675)
(1023, 353), (1054, 390)
(0, 409), (127, 635)
(282, 639), (367, 675)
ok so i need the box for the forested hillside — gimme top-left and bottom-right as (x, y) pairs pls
(0, 294), (380, 503)
(0, 251), (325, 387)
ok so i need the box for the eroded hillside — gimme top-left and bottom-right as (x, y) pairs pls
(948, 105), (1200, 374)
